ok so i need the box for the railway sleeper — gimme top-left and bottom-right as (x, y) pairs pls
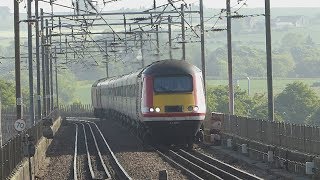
(168, 150), (222, 180)
(190, 150), (262, 180)
(178, 150), (241, 180)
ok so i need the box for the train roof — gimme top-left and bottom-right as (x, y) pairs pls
(142, 59), (201, 76)
(92, 77), (115, 87)
(92, 60), (201, 87)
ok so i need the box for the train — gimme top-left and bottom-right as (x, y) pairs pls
(91, 59), (206, 148)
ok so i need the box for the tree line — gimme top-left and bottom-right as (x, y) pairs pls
(207, 81), (320, 126)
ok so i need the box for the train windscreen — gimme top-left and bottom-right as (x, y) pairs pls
(153, 75), (193, 93)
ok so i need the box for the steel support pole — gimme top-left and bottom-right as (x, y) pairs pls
(54, 47), (59, 107)
(199, 0), (206, 92)
(27, 0), (35, 125)
(140, 33), (145, 68)
(227, 0), (234, 115)
(65, 37), (68, 62)
(35, 0), (41, 120)
(59, 17), (62, 53)
(0, 95), (1, 147)
(156, 25), (160, 61)
(50, 34), (54, 110)
(105, 41), (109, 78)
(45, 19), (51, 114)
(14, 0), (22, 120)
(168, 15), (172, 59)
(26, 1), (33, 179)
(265, 0), (274, 121)
(181, 4), (186, 60)
(40, 9), (47, 117)
(123, 14), (128, 53)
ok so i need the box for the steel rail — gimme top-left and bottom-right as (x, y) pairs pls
(156, 150), (203, 180)
(178, 149), (241, 180)
(189, 150), (263, 180)
(157, 147), (263, 180)
(87, 123), (111, 179)
(66, 117), (132, 179)
(90, 122), (132, 180)
(73, 124), (78, 180)
(167, 150), (222, 180)
(81, 123), (96, 179)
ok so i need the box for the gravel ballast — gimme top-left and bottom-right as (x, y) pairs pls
(35, 125), (75, 180)
(98, 117), (188, 179)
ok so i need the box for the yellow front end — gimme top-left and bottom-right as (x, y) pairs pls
(153, 93), (195, 113)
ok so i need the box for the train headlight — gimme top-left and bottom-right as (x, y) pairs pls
(193, 106), (199, 112)
(187, 106), (193, 111)
(155, 107), (161, 112)
(149, 108), (154, 112)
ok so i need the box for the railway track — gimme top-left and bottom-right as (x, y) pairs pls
(69, 117), (262, 179)
(69, 117), (132, 180)
(157, 148), (263, 180)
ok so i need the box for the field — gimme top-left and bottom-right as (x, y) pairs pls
(74, 78), (320, 104)
(0, 30), (27, 47)
(207, 78), (320, 96)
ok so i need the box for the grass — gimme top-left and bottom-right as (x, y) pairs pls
(73, 80), (94, 105)
(0, 31), (27, 47)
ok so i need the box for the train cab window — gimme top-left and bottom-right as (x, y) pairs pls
(154, 75), (193, 93)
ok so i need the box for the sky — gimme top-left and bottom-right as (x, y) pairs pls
(1, 0), (320, 13)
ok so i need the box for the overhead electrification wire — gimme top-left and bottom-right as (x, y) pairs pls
(167, 1), (200, 38)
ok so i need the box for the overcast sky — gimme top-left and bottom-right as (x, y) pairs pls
(1, 0), (320, 13)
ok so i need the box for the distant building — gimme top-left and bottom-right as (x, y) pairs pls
(273, 15), (309, 28)
(245, 17), (265, 32)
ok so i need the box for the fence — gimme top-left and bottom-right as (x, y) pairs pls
(220, 114), (320, 155)
(0, 108), (59, 180)
(1, 106), (33, 145)
(59, 104), (93, 117)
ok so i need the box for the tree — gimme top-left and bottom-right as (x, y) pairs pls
(280, 33), (305, 50)
(233, 46), (265, 78)
(249, 93), (268, 119)
(272, 52), (295, 77)
(207, 85), (253, 116)
(206, 87), (218, 112)
(207, 85), (285, 122)
(306, 107), (320, 126)
(305, 35), (315, 47)
(0, 79), (16, 107)
(277, 33), (320, 77)
(207, 45), (266, 79)
(57, 70), (78, 104)
(275, 81), (319, 124)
